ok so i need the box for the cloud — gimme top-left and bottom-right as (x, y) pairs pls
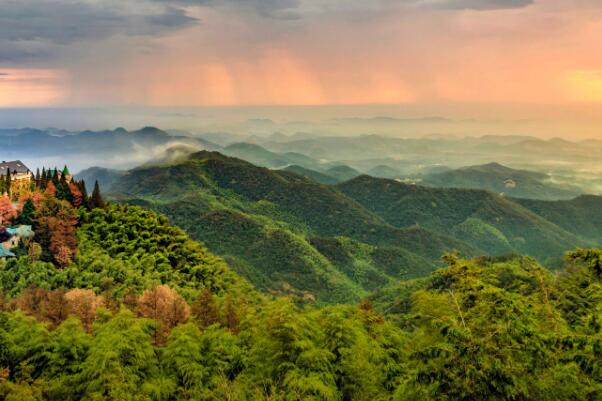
(158, 0), (534, 19)
(157, 0), (302, 19)
(0, 0), (198, 63)
(424, 0), (534, 11)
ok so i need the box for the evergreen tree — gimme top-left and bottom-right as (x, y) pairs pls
(52, 168), (59, 185)
(5, 168), (11, 196)
(78, 180), (89, 206)
(15, 199), (36, 226)
(56, 180), (72, 203)
(40, 167), (47, 189)
(35, 168), (41, 188)
(88, 181), (105, 210)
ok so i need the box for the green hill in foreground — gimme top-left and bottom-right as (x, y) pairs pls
(3, 238), (602, 400)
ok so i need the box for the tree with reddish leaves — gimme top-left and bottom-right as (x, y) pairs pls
(35, 196), (78, 266)
(0, 194), (16, 225)
(137, 285), (190, 344)
(192, 288), (220, 329)
(45, 181), (57, 197)
(69, 182), (84, 208)
(65, 289), (103, 332)
(223, 295), (240, 334)
(47, 207), (78, 267)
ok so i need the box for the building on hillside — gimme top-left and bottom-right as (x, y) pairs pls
(0, 160), (33, 193)
(0, 225), (34, 259)
(0, 244), (15, 259)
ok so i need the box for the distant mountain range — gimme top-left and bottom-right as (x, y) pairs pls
(0, 126), (219, 171)
(6, 126), (602, 197)
(422, 162), (582, 200)
(79, 148), (602, 302)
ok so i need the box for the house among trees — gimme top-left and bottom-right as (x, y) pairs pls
(0, 225), (34, 259)
(0, 243), (15, 258)
(0, 160), (33, 194)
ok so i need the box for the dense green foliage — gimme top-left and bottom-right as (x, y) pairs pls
(0, 204), (245, 299)
(106, 152), (465, 303)
(86, 150), (602, 302)
(338, 175), (591, 264)
(423, 162), (582, 201)
(3, 155), (602, 398)
(2, 243), (602, 399)
(283, 165), (340, 185)
(517, 195), (602, 242)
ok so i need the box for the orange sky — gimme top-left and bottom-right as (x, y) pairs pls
(1, 0), (602, 132)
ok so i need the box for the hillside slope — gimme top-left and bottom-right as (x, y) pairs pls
(108, 151), (469, 302)
(423, 162), (581, 200)
(338, 175), (591, 263)
(517, 195), (602, 241)
(282, 165), (340, 185)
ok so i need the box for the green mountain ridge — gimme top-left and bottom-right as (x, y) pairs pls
(282, 165), (340, 185)
(337, 174), (593, 264)
(517, 194), (602, 241)
(79, 150), (602, 302)
(423, 161), (582, 200)
(106, 151), (472, 302)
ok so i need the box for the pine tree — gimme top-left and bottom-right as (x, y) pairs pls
(5, 169), (11, 197)
(52, 168), (59, 185)
(78, 180), (89, 206)
(15, 198), (36, 225)
(35, 168), (41, 188)
(40, 167), (47, 189)
(88, 181), (105, 209)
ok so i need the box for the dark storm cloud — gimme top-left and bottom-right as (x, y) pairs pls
(0, 0), (198, 62)
(0, 0), (537, 65)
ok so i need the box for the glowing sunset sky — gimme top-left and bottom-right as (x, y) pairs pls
(1, 0), (602, 135)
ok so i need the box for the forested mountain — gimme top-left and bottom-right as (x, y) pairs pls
(324, 165), (362, 182)
(103, 151), (476, 303)
(338, 175), (590, 264)
(0, 127), (220, 172)
(282, 165), (340, 185)
(74, 167), (125, 192)
(75, 149), (600, 302)
(423, 162), (582, 200)
(517, 195), (602, 241)
(2, 156), (602, 400)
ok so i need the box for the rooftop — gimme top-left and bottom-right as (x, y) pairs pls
(0, 244), (15, 258)
(0, 160), (31, 175)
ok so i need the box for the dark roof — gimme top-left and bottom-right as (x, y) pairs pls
(0, 160), (30, 174)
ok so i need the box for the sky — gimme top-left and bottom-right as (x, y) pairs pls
(1, 0), (602, 136)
